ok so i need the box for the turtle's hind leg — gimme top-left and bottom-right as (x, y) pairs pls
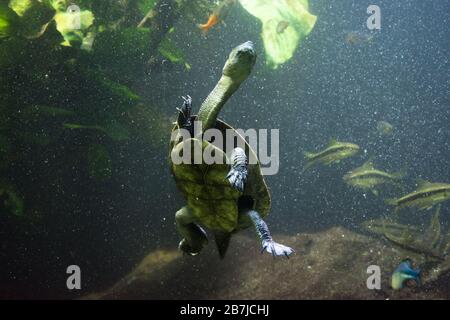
(226, 147), (248, 192)
(243, 209), (294, 258)
(175, 206), (208, 256)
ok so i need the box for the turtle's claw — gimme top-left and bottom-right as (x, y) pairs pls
(261, 240), (294, 258)
(177, 95), (194, 135)
(179, 95), (192, 116)
(182, 95), (192, 105)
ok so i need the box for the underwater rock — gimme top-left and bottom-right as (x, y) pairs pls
(85, 227), (450, 299)
(84, 249), (182, 300)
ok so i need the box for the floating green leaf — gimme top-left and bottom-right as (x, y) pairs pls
(54, 8), (94, 47)
(9, 0), (33, 17)
(239, 0), (317, 68)
(101, 77), (140, 102)
(0, 2), (21, 39)
(48, 0), (67, 12)
(19, 0), (54, 38)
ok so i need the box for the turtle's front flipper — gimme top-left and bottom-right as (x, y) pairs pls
(226, 147), (248, 192)
(244, 210), (294, 258)
(176, 95), (194, 136)
(175, 206), (208, 256)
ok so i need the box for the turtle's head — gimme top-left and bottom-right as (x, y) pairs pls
(197, 41), (256, 132)
(222, 41), (257, 82)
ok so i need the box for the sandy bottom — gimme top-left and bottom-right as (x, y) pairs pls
(84, 227), (450, 300)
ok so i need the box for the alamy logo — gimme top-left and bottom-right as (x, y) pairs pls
(66, 265), (81, 290)
(171, 121), (280, 175)
(67, 4), (81, 30)
(367, 5), (381, 30)
(366, 265), (381, 290)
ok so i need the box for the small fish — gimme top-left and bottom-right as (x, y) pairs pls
(363, 205), (444, 259)
(198, 14), (219, 34)
(376, 121), (394, 136)
(343, 160), (405, 196)
(276, 20), (289, 34)
(198, 0), (236, 34)
(391, 259), (421, 290)
(386, 180), (450, 212)
(303, 139), (359, 172)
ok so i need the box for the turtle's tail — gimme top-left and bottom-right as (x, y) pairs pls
(213, 231), (232, 259)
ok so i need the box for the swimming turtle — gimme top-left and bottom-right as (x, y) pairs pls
(169, 41), (294, 259)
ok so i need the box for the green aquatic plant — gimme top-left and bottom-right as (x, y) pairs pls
(0, 0), (190, 225)
(22, 105), (76, 118)
(158, 34), (190, 69)
(63, 121), (130, 142)
(0, 2), (21, 39)
(0, 180), (24, 216)
(138, 0), (157, 15)
(2, 0), (56, 40)
(238, 0), (317, 68)
(87, 144), (112, 180)
(9, 0), (33, 17)
(54, 8), (95, 47)
(16, 0), (54, 39)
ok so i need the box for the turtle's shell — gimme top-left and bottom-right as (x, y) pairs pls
(169, 118), (271, 233)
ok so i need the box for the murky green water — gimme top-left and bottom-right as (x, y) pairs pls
(0, 0), (449, 299)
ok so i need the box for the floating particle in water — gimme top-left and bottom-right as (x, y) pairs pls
(377, 121), (394, 136)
